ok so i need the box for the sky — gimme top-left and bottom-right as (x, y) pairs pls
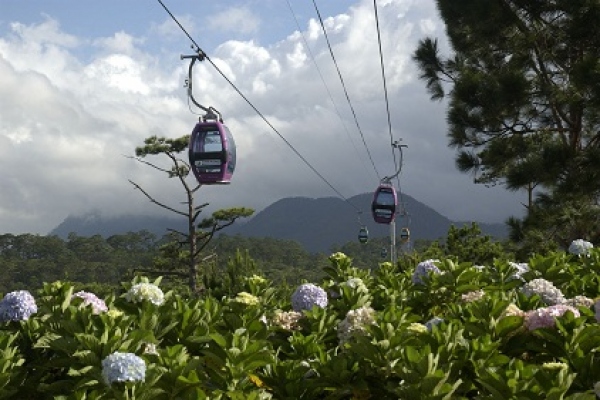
(0, 0), (526, 235)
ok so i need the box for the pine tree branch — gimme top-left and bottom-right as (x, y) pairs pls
(128, 179), (187, 217)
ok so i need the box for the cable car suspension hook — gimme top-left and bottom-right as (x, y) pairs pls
(381, 140), (407, 184)
(181, 48), (223, 123)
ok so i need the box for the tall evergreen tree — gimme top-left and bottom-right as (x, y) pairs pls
(129, 135), (253, 294)
(413, 0), (600, 249)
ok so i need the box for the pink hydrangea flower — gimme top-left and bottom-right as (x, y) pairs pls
(524, 305), (579, 331)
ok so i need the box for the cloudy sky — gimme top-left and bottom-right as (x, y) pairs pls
(0, 0), (525, 235)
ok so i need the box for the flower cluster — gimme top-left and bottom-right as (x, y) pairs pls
(520, 278), (565, 305)
(337, 306), (376, 346)
(272, 310), (303, 331)
(595, 299), (600, 323)
(125, 283), (164, 306)
(141, 342), (159, 356)
(565, 296), (594, 309)
(406, 322), (428, 334)
(461, 290), (485, 303)
(412, 259), (441, 285)
(101, 352), (146, 385)
(500, 304), (526, 319)
(541, 362), (568, 371)
(329, 252), (349, 263)
(508, 262), (529, 281)
(106, 309), (124, 318)
(246, 275), (267, 285)
(341, 277), (368, 294)
(72, 291), (108, 314)
(291, 284), (328, 311)
(524, 305), (580, 331)
(569, 239), (593, 256)
(0, 290), (37, 322)
(425, 317), (444, 331)
(234, 292), (260, 306)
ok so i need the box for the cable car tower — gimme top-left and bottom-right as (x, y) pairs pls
(371, 140), (407, 264)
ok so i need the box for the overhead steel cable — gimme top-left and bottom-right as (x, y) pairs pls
(156, 0), (362, 213)
(285, 0), (378, 185)
(311, 0), (381, 181)
(373, 0), (408, 216)
(373, 0), (398, 174)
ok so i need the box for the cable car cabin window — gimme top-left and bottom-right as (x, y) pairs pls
(203, 131), (223, 152)
(224, 125), (236, 174)
(376, 190), (395, 206)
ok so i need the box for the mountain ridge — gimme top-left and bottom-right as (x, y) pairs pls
(51, 192), (508, 253)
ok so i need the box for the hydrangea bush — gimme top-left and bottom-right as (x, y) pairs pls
(0, 242), (600, 398)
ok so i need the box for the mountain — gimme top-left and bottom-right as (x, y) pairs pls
(224, 193), (507, 252)
(50, 193), (507, 253)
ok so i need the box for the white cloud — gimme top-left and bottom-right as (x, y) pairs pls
(0, 0), (525, 236)
(207, 6), (261, 35)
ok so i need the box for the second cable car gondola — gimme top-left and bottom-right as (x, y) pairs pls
(371, 183), (397, 224)
(189, 113), (237, 184)
(358, 226), (369, 244)
(399, 227), (410, 242)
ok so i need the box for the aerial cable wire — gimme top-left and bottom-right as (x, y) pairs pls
(311, 0), (381, 181)
(285, 0), (377, 185)
(373, 0), (408, 217)
(156, 0), (362, 213)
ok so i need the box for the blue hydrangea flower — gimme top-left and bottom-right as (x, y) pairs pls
(412, 259), (441, 285)
(0, 290), (37, 322)
(291, 283), (328, 311)
(425, 317), (444, 331)
(569, 239), (593, 256)
(72, 291), (108, 314)
(125, 283), (164, 306)
(101, 352), (146, 385)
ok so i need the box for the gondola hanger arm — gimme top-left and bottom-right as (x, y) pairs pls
(381, 139), (407, 183)
(181, 49), (223, 122)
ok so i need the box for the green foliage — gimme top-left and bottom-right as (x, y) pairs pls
(0, 245), (599, 397)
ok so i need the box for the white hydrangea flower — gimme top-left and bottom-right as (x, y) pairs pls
(291, 284), (328, 311)
(101, 352), (146, 385)
(564, 296), (594, 308)
(569, 239), (593, 256)
(594, 381), (600, 398)
(461, 290), (485, 303)
(521, 278), (565, 305)
(234, 292), (260, 306)
(341, 277), (368, 294)
(406, 322), (428, 334)
(541, 362), (568, 371)
(508, 262), (530, 281)
(272, 310), (303, 331)
(329, 252), (349, 263)
(337, 306), (376, 346)
(125, 283), (165, 306)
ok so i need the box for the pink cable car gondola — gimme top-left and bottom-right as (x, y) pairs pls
(189, 114), (236, 184)
(183, 51), (237, 185)
(371, 183), (397, 224)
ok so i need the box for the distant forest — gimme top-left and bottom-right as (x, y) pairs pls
(0, 231), (409, 296)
